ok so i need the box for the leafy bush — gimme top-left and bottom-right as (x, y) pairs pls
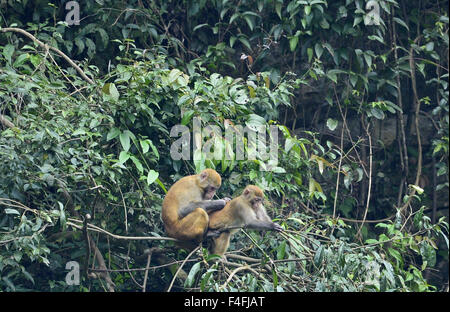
(0, 0), (448, 292)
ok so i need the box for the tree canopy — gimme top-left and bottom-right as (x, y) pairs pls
(0, 0), (448, 292)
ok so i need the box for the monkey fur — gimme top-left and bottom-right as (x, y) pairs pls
(162, 169), (229, 248)
(207, 185), (283, 256)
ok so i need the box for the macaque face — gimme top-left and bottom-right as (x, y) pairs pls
(198, 169), (221, 200)
(250, 196), (263, 210)
(203, 186), (217, 200)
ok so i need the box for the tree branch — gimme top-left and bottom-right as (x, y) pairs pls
(0, 27), (94, 85)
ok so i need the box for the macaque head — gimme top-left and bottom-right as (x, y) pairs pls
(242, 185), (264, 210)
(198, 168), (222, 200)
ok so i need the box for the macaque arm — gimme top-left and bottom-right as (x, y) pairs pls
(244, 219), (280, 231)
(242, 207), (283, 232)
(178, 199), (227, 218)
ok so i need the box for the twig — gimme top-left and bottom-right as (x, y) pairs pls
(220, 265), (250, 291)
(0, 27), (94, 84)
(142, 248), (154, 292)
(334, 87), (369, 178)
(166, 245), (200, 292)
(66, 220), (178, 242)
(333, 104), (346, 219)
(117, 185), (128, 233)
(88, 231), (115, 292)
(397, 36), (423, 213)
(357, 121), (373, 238)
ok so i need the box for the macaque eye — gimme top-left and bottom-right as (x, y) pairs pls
(204, 186), (216, 196)
(251, 198), (262, 206)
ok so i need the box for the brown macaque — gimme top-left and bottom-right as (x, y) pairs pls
(162, 169), (229, 248)
(207, 185), (283, 256)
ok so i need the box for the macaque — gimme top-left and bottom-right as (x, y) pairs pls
(161, 169), (229, 248)
(207, 185), (283, 256)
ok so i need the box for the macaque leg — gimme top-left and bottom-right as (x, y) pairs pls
(212, 232), (231, 256)
(173, 208), (209, 243)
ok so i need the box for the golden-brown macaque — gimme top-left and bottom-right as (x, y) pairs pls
(162, 169), (229, 248)
(208, 185), (283, 256)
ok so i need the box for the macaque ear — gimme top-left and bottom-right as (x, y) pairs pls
(243, 189), (250, 196)
(200, 171), (208, 181)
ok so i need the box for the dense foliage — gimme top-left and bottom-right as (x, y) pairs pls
(0, 0), (448, 292)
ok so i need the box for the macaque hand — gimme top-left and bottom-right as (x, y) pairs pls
(272, 223), (284, 232)
(222, 197), (232, 203)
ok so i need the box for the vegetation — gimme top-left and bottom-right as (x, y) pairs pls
(0, 0), (448, 292)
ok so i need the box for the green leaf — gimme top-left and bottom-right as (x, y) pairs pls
(277, 241), (287, 260)
(370, 107), (385, 120)
(314, 245), (324, 266)
(326, 118), (338, 131)
(107, 127), (120, 141)
(388, 248), (403, 265)
(257, 0), (264, 12)
(314, 43), (323, 59)
(58, 201), (66, 231)
(238, 37), (252, 51)
(168, 69), (183, 83)
(289, 36), (299, 52)
(193, 23), (209, 32)
(327, 71), (337, 83)
(393, 17), (409, 31)
(309, 177), (315, 197)
(130, 156), (143, 174)
(410, 184), (424, 195)
(148, 140), (159, 159)
(425, 42), (434, 52)
(5, 208), (20, 215)
(3, 44), (14, 64)
(319, 18), (329, 29)
(147, 170), (159, 185)
(119, 151), (131, 163)
(74, 37), (85, 54)
(230, 13), (240, 24)
(13, 53), (29, 68)
(368, 35), (384, 44)
(275, 2), (282, 19)
(363, 53), (372, 67)
(244, 15), (255, 31)
(181, 110), (195, 126)
(102, 83), (119, 102)
(307, 47), (313, 62)
(140, 140), (149, 153)
(305, 5), (311, 15)
(96, 28), (109, 49)
(120, 131), (131, 152)
(185, 262), (201, 288)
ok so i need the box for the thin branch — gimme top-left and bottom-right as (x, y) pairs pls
(357, 121), (373, 238)
(333, 104), (346, 219)
(142, 248), (154, 292)
(220, 265), (250, 291)
(0, 27), (94, 84)
(66, 219), (178, 242)
(166, 245), (200, 292)
(397, 36), (423, 213)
